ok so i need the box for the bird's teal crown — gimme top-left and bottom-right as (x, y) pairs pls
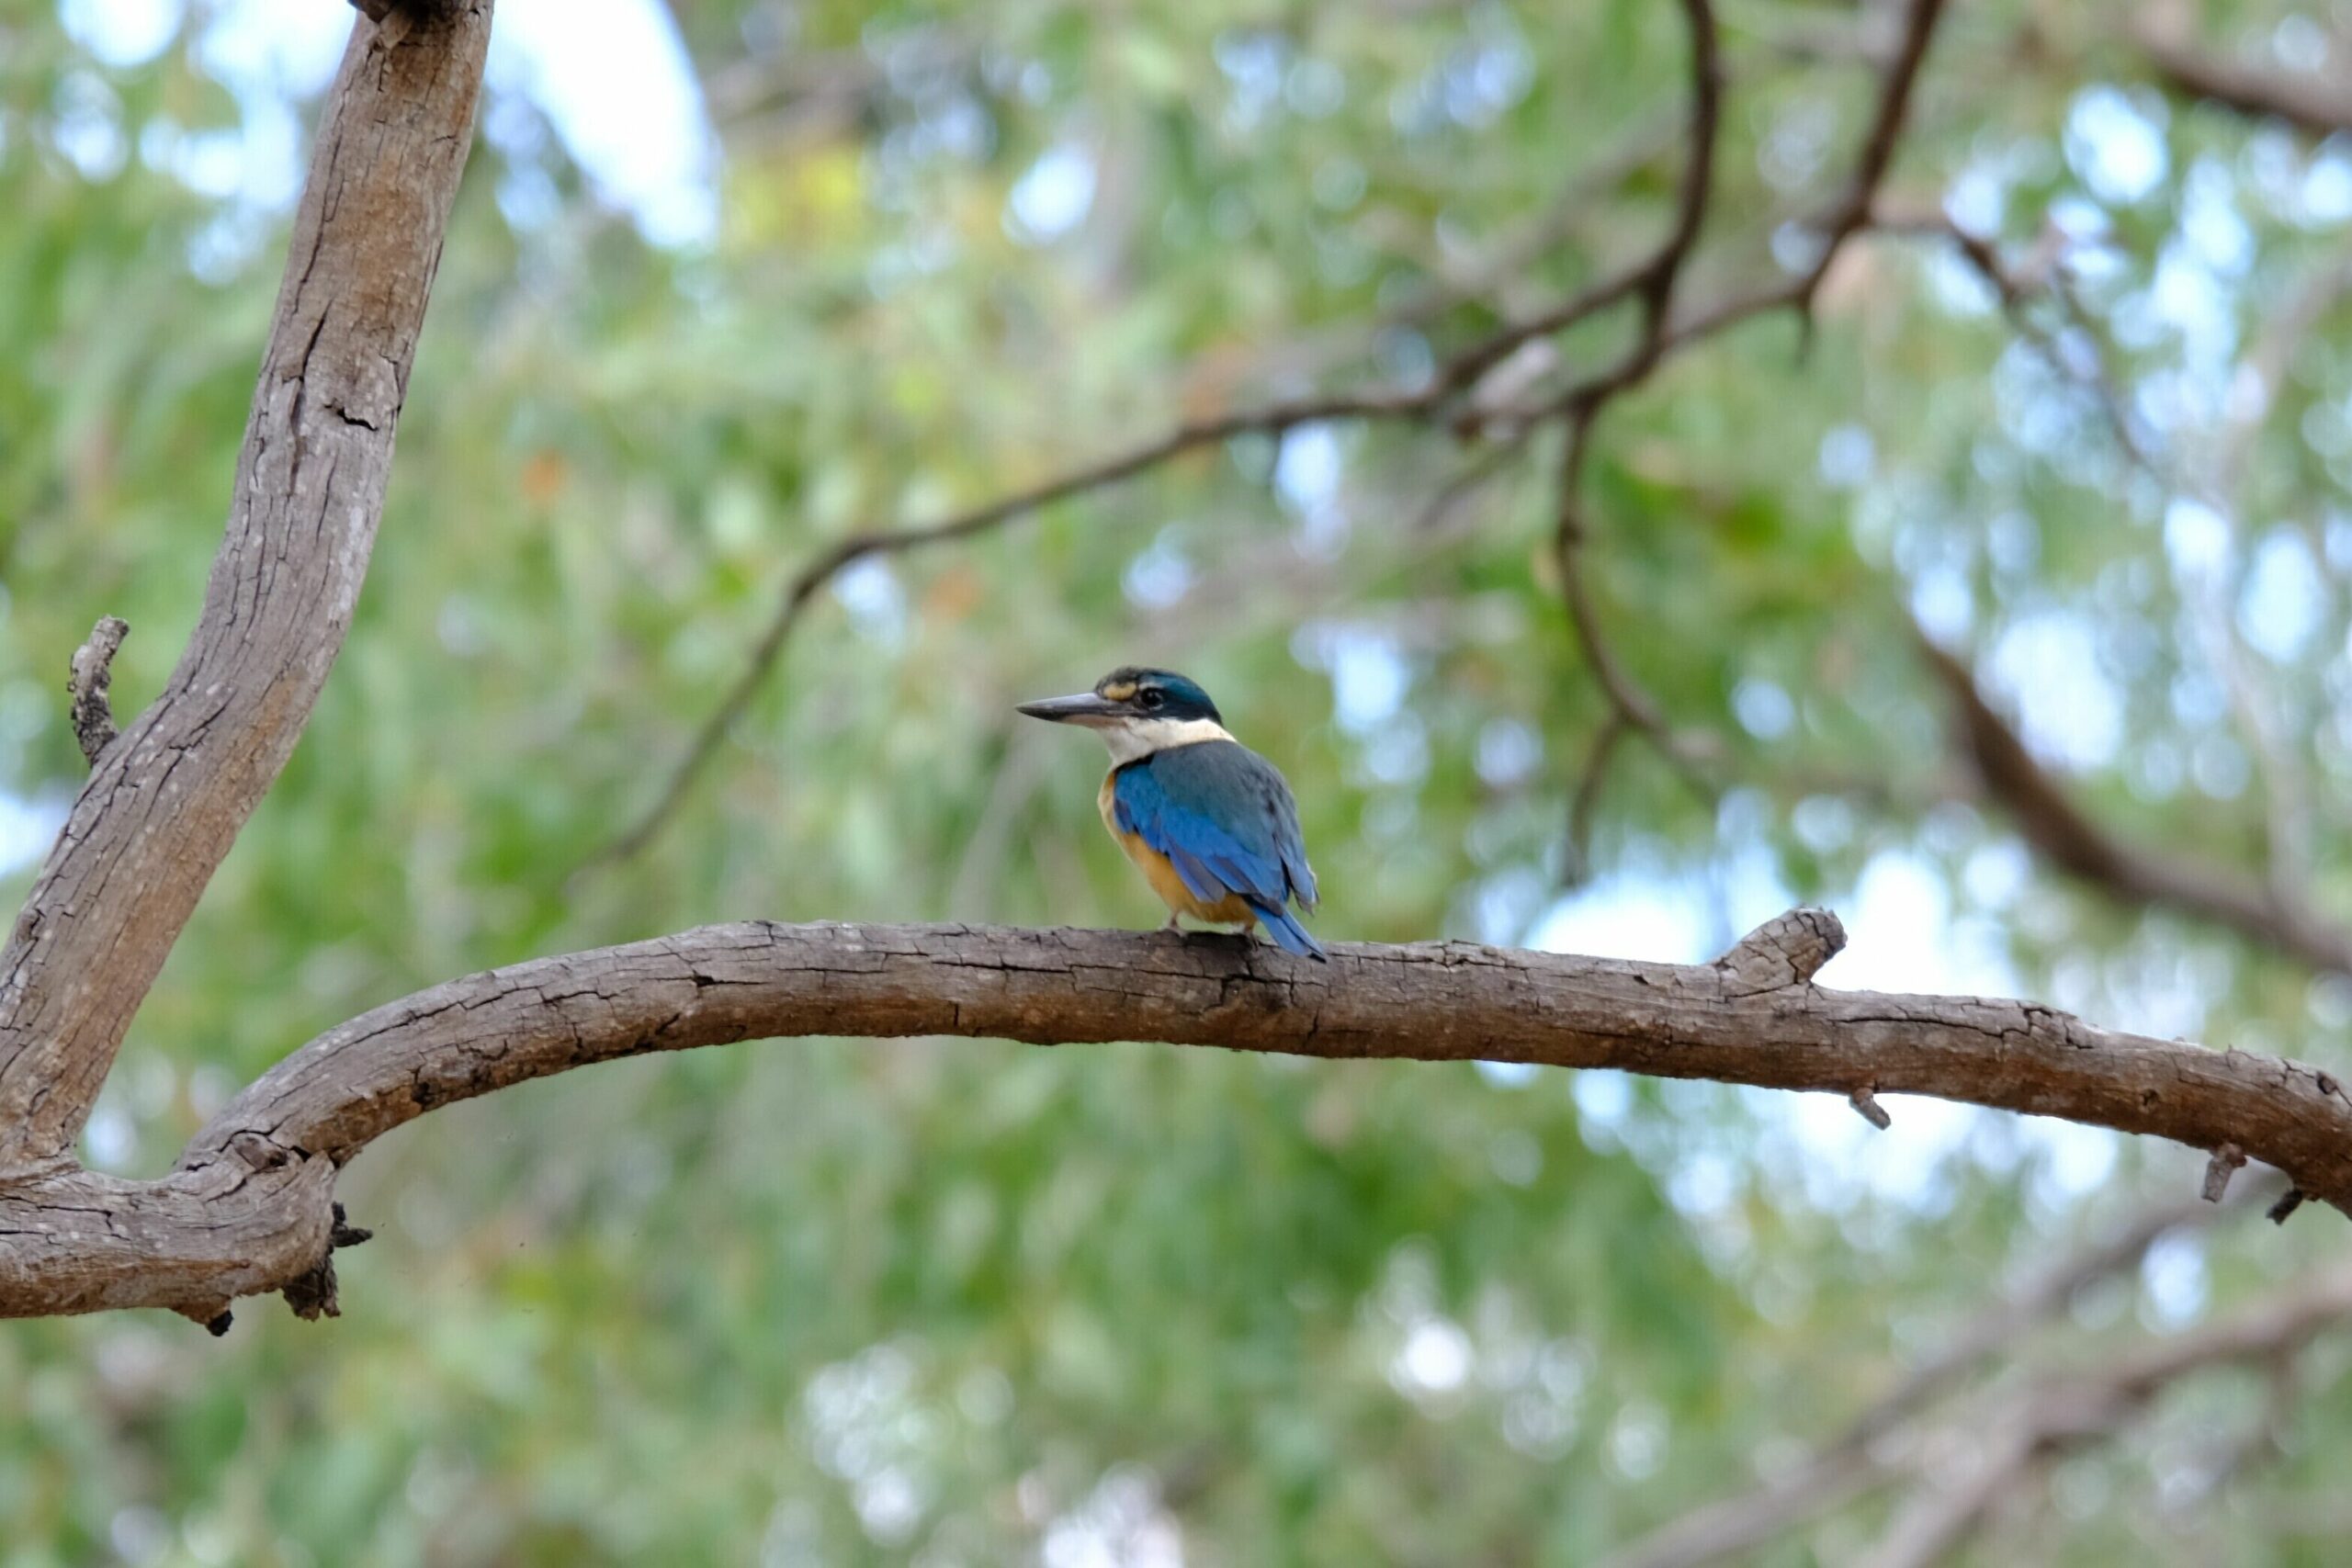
(1095, 667), (1223, 725)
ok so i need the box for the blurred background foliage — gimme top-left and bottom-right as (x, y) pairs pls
(7, 0), (2352, 1562)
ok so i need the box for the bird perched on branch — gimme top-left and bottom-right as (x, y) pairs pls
(1019, 667), (1325, 960)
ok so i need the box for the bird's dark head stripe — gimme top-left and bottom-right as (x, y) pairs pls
(1093, 667), (1222, 724)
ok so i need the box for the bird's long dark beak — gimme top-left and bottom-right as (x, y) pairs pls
(1016, 692), (1122, 725)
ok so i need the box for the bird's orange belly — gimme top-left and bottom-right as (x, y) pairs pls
(1099, 775), (1256, 925)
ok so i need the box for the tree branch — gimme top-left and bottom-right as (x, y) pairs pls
(5, 911), (2350, 1323)
(1540, 0), (1724, 791)
(0, 2), (493, 1173)
(66, 615), (128, 768)
(1800, 0), (1947, 308)
(590, 229), (1719, 869)
(1533, 0), (1938, 840)
(1460, 0), (1722, 406)
(1845, 1196), (2244, 1446)
(1873, 206), (2152, 467)
(1552, 421), (1724, 796)
(1565, 0), (1948, 381)
(2135, 15), (2352, 139)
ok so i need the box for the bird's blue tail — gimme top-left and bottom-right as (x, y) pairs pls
(1254, 902), (1327, 961)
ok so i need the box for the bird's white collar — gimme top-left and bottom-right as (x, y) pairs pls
(1094, 716), (1234, 766)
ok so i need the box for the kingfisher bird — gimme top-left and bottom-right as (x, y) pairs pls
(1018, 667), (1326, 960)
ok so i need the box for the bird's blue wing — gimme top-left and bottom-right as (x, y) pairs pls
(1113, 741), (1321, 954)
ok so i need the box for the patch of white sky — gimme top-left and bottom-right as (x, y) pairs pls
(1274, 425), (1350, 557)
(1005, 142), (1095, 244)
(0, 791), (69, 884)
(0, 581), (74, 877)
(832, 557), (910, 646)
(1986, 610), (2126, 773)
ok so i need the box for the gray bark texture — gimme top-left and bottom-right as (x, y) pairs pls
(0, 0), (2345, 1330)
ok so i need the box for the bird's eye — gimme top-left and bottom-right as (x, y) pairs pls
(1140, 688), (1165, 710)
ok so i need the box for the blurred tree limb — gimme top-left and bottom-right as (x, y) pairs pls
(1622, 1248), (2349, 1568)
(1602, 1190), (2254, 1568)
(1918, 623), (2352, 976)
(578, 384), (1457, 869)
(2134, 9), (2352, 138)
(1888, 222), (2352, 980)
(601, 0), (1971, 876)
(1860, 1269), (2352, 1568)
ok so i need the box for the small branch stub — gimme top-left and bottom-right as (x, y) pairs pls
(67, 615), (128, 768)
(2204, 1143), (2247, 1203)
(2271, 1189), (2307, 1225)
(1850, 1086), (1893, 1131)
(1718, 907), (1849, 995)
(282, 1201), (373, 1321)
